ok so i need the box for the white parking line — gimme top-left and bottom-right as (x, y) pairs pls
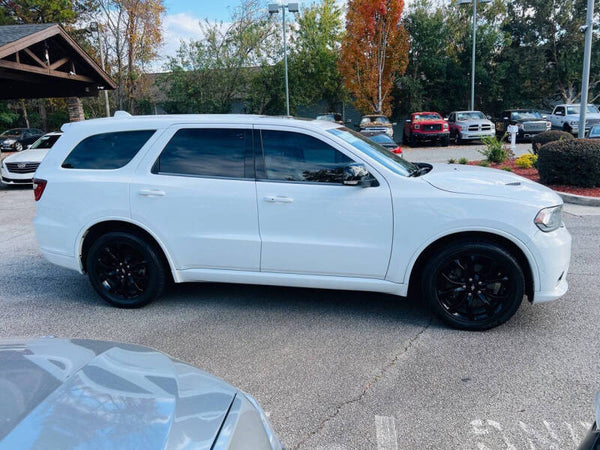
(375, 415), (398, 450)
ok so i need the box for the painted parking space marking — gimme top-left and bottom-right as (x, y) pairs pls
(375, 415), (398, 450)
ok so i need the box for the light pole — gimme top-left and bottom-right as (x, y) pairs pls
(578, 0), (595, 138)
(458, 0), (491, 111)
(89, 22), (110, 117)
(269, 2), (299, 116)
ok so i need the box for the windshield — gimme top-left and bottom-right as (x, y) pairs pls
(456, 112), (485, 120)
(566, 105), (600, 115)
(30, 134), (61, 149)
(414, 114), (441, 121)
(370, 134), (395, 145)
(361, 116), (390, 125)
(511, 111), (542, 120)
(328, 127), (416, 176)
(1, 129), (23, 136)
(316, 115), (334, 122)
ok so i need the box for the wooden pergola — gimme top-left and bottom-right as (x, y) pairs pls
(0, 23), (116, 100)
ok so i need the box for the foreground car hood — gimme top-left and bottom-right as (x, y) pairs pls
(423, 163), (562, 205)
(0, 337), (237, 448)
(3, 148), (48, 163)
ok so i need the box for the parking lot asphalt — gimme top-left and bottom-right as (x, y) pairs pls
(1, 152), (599, 449)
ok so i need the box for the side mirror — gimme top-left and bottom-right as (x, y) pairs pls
(392, 122), (397, 126)
(345, 119), (352, 124)
(486, 115), (492, 120)
(343, 163), (378, 187)
(503, 117), (509, 120)
(405, 119), (411, 123)
(444, 118), (449, 121)
(26, 144), (32, 149)
(542, 115), (547, 120)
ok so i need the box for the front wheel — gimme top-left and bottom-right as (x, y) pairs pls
(441, 136), (449, 147)
(86, 232), (167, 308)
(15, 142), (23, 152)
(421, 240), (525, 330)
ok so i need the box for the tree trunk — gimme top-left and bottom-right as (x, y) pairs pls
(39, 100), (47, 131)
(20, 99), (30, 128)
(66, 97), (85, 122)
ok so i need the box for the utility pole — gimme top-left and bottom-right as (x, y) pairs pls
(90, 22), (110, 117)
(269, 3), (299, 116)
(578, 0), (595, 138)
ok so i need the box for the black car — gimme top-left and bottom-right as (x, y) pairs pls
(494, 110), (550, 141)
(578, 391), (600, 450)
(0, 128), (45, 152)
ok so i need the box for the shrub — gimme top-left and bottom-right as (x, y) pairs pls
(538, 139), (600, 187)
(514, 153), (538, 169)
(458, 157), (468, 164)
(501, 166), (513, 172)
(532, 130), (573, 154)
(478, 160), (490, 167)
(448, 158), (456, 164)
(479, 135), (510, 163)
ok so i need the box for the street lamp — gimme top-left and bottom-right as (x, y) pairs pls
(458, 0), (491, 111)
(578, 0), (596, 138)
(89, 22), (110, 118)
(269, 2), (299, 116)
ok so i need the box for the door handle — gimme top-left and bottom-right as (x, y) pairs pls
(138, 189), (166, 197)
(264, 196), (293, 203)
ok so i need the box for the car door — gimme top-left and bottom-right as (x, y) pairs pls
(130, 125), (261, 272)
(254, 126), (393, 279)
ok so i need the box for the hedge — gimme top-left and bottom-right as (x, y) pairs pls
(537, 139), (600, 187)
(531, 130), (574, 154)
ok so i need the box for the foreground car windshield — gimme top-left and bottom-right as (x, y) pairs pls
(329, 127), (416, 176)
(457, 112), (485, 120)
(511, 111), (542, 120)
(566, 105), (600, 115)
(31, 134), (61, 149)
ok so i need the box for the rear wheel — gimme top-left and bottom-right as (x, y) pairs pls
(86, 232), (167, 308)
(421, 240), (525, 330)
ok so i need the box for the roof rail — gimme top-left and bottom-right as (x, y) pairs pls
(114, 111), (132, 118)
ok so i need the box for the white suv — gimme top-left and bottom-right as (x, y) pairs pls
(33, 114), (571, 330)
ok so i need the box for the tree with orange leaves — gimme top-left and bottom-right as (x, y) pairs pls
(339, 0), (409, 116)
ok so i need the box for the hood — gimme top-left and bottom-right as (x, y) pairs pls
(457, 118), (493, 126)
(423, 163), (562, 205)
(3, 148), (49, 163)
(0, 337), (238, 449)
(361, 123), (392, 129)
(0, 134), (20, 141)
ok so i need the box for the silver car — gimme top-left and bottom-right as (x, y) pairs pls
(448, 110), (495, 143)
(0, 337), (282, 449)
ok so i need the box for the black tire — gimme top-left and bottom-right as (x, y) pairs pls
(457, 135), (464, 145)
(402, 133), (408, 145)
(441, 136), (449, 147)
(563, 123), (572, 134)
(421, 240), (525, 330)
(409, 134), (417, 147)
(86, 231), (167, 308)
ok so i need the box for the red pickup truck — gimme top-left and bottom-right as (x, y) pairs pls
(402, 112), (449, 147)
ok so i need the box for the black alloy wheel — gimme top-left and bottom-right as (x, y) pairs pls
(422, 240), (525, 330)
(86, 232), (166, 308)
(15, 142), (23, 152)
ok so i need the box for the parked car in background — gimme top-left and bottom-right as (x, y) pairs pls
(447, 110), (495, 144)
(359, 115), (395, 137)
(0, 127), (45, 152)
(402, 112), (449, 147)
(1, 132), (62, 185)
(363, 131), (403, 156)
(577, 391), (599, 450)
(586, 124), (600, 139)
(33, 113), (571, 330)
(547, 104), (600, 135)
(0, 336), (282, 449)
(316, 112), (344, 125)
(495, 109), (551, 141)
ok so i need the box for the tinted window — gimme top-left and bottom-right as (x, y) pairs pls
(31, 134), (61, 149)
(62, 130), (155, 170)
(260, 130), (353, 183)
(156, 128), (249, 178)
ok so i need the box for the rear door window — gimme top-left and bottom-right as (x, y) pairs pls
(62, 130), (155, 169)
(154, 128), (252, 179)
(259, 130), (354, 183)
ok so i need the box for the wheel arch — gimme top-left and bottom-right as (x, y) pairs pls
(79, 219), (178, 283)
(407, 231), (535, 302)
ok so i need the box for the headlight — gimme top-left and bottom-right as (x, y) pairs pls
(3, 139), (15, 145)
(460, 124), (468, 130)
(534, 205), (563, 232)
(414, 124), (420, 130)
(570, 120), (578, 126)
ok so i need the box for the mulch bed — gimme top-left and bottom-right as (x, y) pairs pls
(466, 159), (600, 198)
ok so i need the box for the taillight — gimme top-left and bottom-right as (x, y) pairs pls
(392, 147), (403, 154)
(33, 178), (47, 201)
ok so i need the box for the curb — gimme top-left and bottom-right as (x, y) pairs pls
(556, 191), (600, 207)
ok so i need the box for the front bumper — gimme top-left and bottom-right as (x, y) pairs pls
(1, 166), (34, 184)
(413, 131), (449, 141)
(459, 129), (495, 140)
(530, 224), (571, 304)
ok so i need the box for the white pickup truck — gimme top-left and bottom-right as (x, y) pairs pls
(548, 104), (600, 135)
